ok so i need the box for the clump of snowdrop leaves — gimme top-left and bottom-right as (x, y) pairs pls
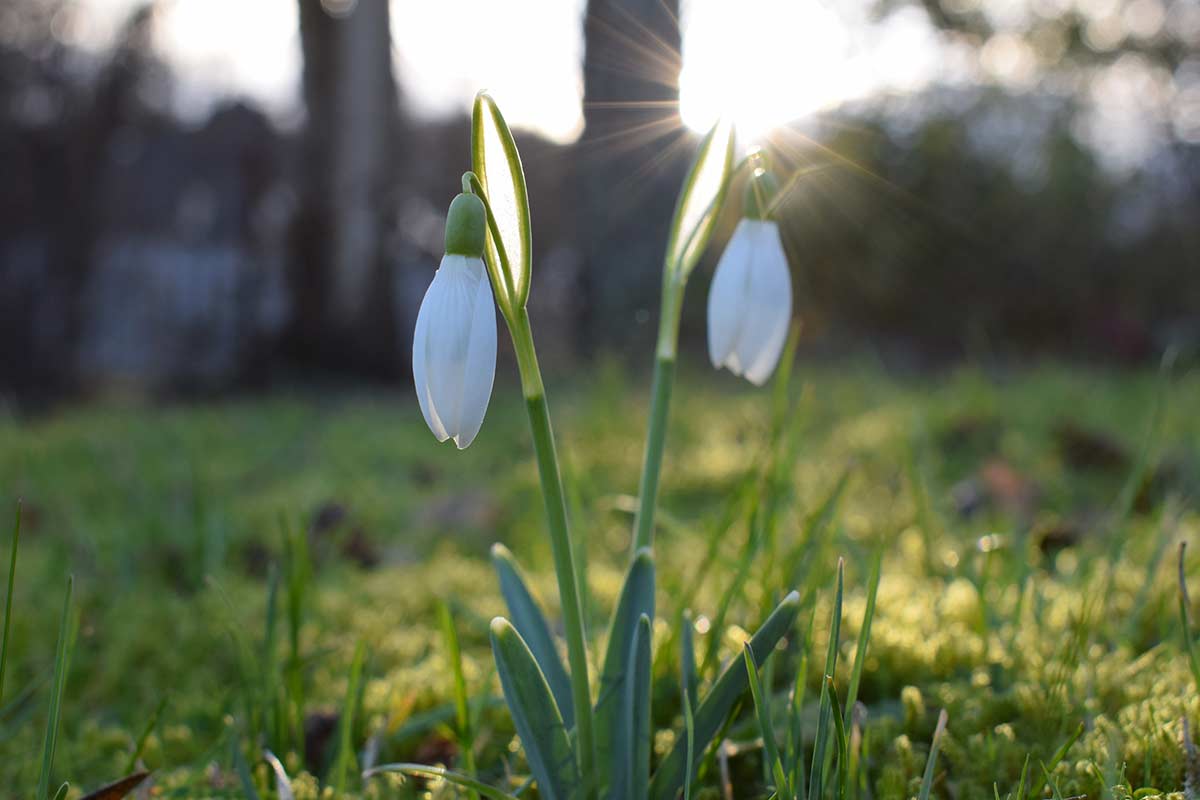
(412, 191), (497, 449)
(707, 163), (793, 385)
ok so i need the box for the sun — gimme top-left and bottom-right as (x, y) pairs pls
(679, 0), (863, 143)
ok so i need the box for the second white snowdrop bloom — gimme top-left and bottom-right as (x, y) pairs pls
(413, 193), (497, 449)
(707, 215), (793, 386)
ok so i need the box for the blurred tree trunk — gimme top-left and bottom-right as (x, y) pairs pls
(576, 0), (684, 352)
(290, 0), (400, 376)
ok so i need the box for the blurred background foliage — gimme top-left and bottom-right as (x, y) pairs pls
(0, 0), (1196, 406)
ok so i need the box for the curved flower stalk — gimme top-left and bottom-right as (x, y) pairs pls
(470, 93), (598, 793)
(412, 193), (497, 449)
(706, 164), (792, 386)
(630, 120), (736, 553)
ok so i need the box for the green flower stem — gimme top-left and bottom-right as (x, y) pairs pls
(632, 278), (684, 551)
(507, 307), (596, 795)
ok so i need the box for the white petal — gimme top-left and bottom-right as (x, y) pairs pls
(451, 259), (497, 449)
(707, 220), (756, 370)
(413, 273), (450, 442)
(735, 221), (792, 386)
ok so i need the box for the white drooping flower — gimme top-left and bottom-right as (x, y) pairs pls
(412, 193), (497, 449)
(706, 216), (793, 385)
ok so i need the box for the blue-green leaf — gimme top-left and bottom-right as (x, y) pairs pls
(649, 591), (802, 800)
(664, 119), (735, 281)
(612, 614), (652, 800)
(490, 544), (574, 729)
(472, 93), (532, 311)
(681, 609), (698, 715)
(595, 548), (655, 780)
(490, 618), (580, 800)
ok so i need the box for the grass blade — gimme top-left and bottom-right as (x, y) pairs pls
(490, 617), (581, 800)
(124, 697), (167, 774)
(649, 591), (802, 800)
(744, 645), (790, 798)
(327, 640), (367, 793)
(917, 709), (949, 800)
(491, 544), (574, 728)
(827, 677), (849, 800)
(37, 574), (73, 800)
(596, 548), (655, 782)
(439, 602), (478, 795)
(231, 735), (261, 800)
(844, 549), (882, 724)
(1026, 721), (1084, 800)
(1180, 543), (1200, 692)
(365, 763), (522, 800)
(808, 560), (844, 800)
(787, 634), (810, 797)
(1014, 753), (1031, 800)
(0, 501), (20, 705)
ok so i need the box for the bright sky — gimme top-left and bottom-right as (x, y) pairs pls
(61, 0), (952, 144)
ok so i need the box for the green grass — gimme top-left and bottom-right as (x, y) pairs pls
(0, 361), (1198, 798)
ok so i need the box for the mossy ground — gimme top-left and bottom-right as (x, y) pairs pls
(0, 361), (1198, 799)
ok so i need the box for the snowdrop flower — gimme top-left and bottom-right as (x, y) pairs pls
(706, 167), (792, 386)
(413, 193), (497, 449)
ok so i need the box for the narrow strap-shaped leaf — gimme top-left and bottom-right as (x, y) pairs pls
(614, 614), (653, 800)
(491, 544), (574, 728)
(490, 618), (580, 800)
(663, 118), (735, 281)
(744, 645), (789, 798)
(365, 763), (522, 800)
(595, 548), (655, 779)
(681, 609), (698, 714)
(649, 591), (801, 800)
(472, 92), (531, 310)
(682, 690), (696, 800)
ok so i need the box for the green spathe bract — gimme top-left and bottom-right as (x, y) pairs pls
(472, 92), (531, 316)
